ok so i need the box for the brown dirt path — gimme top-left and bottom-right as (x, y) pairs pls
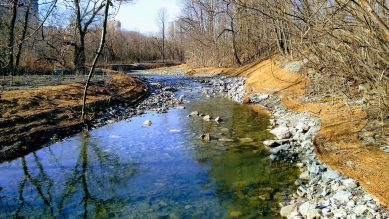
(223, 58), (389, 207)
(0, 74), (148, 162)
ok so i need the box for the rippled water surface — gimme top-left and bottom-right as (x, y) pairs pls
(0, 77), (298, 218)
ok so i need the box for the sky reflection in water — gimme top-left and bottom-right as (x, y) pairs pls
(0, 79), (298, 218)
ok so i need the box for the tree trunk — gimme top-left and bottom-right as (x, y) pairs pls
(74, 0), (86, 75)
(7, 0), (19, 78)
(15, 0), (33, 72)
(81, 0), (110, 120)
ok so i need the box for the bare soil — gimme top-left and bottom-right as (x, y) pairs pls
(0, 73), (148, 162)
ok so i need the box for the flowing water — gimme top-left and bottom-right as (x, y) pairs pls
(0, 77), (298, 218)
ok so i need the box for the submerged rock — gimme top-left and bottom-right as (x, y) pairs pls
(269, 144), (290, 154)
(239, 138), (254, 143)
(263, 139), (291, 147)
(218, 138), (234, 142)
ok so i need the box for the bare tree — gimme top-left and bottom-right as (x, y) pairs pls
(81, 0), (111, 120)
(68, 0), (107, 74)
(157, 8), (168, 63)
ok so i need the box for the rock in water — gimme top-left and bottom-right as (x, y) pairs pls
(176, 106), (185, 110)
(200, 133), (211, 141)
(214, 117), (222, 123)
(203, 115), (212, 121)
(144, 120), (152, 126)
(189, 111), (199, 117)
(178, 95), (184, 103)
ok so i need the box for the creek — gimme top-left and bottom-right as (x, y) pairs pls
(0, 76), (298, 218)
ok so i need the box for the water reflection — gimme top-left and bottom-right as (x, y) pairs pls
(0, 80), (298, 218)
(187, 98), (297, 218)
(0, 132), (138, 218)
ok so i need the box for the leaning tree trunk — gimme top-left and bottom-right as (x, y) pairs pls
(81, 0), (110, 120)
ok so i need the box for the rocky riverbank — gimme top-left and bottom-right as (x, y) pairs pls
(206, 77), (389, 218)
(88, 78), (183, 128)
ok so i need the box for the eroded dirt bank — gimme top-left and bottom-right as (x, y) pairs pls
(211, 59), (389, 207)
(233, 60), (389, 206)
(0, 74), (148, 162)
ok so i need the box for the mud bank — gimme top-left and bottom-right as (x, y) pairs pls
(0, 74), (170, 162)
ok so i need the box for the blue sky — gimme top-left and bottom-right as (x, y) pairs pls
(115, 0), (183, 34)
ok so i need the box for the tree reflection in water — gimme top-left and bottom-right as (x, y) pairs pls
(1, 132), (139, 218)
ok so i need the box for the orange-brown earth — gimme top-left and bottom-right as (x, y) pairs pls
(0, 74), (147, 161)
(186, 58), (389, 207)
